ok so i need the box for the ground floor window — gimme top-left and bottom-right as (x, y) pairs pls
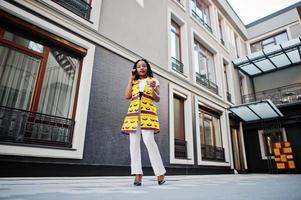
(169, 83), (194, 164)
(173, 94), (187, 158)
(199, 107), (225, 161)
(0, 16), (85, 147)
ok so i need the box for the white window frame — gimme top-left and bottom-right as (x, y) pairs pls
(10, 0), (102, 30)
(258, 128), (287, 160)
(189, 0), (216, 37)
(167, 7), (189, 80)
(195, 96), (230, 166)
(191, 28), (221, 97)
(216, 12), (230, 51)
(0, 3), (95, 159)
(169, 83), (194, 165)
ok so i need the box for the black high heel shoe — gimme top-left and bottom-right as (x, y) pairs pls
(133, 175), (142, 186)
(133, 181), (142, 186)
(157, 175), (166, 185)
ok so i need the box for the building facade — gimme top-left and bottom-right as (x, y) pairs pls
(0, 0), (299, 176)
(231, 3), (301, 174)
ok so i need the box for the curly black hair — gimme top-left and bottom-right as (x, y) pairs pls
(132, 58), (154, 80)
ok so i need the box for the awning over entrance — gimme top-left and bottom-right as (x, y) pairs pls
(228, 100), (283, 122)
(232, 37), (301, 77)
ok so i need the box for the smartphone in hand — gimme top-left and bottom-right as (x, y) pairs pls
(132, 69), (137, 76)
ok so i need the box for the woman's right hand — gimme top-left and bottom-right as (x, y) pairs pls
(130, 69), (136, 80)
(125, 69), (136, 99)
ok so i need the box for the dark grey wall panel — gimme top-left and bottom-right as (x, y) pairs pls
(83, 46), (132, 165)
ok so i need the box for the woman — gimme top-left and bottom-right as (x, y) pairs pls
(121, 59), (166, 186)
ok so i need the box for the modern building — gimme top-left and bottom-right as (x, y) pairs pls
(0, 0), (300, 176)
(230, 2), (301, 174)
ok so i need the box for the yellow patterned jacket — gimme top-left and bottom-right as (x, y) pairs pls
(121, 77), (160, 135)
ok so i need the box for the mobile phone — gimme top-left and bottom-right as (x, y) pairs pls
(132, 69), (137, 76)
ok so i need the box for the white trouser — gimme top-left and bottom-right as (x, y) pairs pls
(130, 126), (166, 176)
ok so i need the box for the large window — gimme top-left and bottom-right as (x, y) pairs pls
(173, 94), (187, 158)
(250, 32), (289, 53)
(193, 40), (218, 94)
(0, 25), (83, 147)
(191, 0), (212, 33)
(199, 108), (224, 161)
(171, 20), (183, 74)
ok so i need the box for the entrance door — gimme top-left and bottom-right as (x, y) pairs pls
(231, 127), (245, 173)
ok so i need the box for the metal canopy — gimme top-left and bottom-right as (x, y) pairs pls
(232, 37), (301, 77)
(228, 100), (283, 122)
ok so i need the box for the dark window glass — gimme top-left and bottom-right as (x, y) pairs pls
(174, 95), (185, 140)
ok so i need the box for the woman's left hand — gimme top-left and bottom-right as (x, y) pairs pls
(150, 81), (156, 89)
(149, 81), (160, 102)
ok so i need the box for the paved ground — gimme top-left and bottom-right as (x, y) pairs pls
(0, 174), (301, 200)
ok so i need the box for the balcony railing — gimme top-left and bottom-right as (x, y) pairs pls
(0, 106), (75, 148)
(226, 91), (232, 102)
(196, 72), (218, 94)
(242, 82), (301, 105)
(201, 144), (225, 161)
(171, 57), (184, 74)
(191, 10), (213, 33)
(52, 0), (92, 20)
(175, 138), (187, 159)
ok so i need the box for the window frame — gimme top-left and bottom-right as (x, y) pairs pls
(0, 10), (94, 159)
(169, 83), (194, 165)
(194, 39), (216, 82)
(168, 8), (190, 79)
(0, 19), (84, 120)
(190, 0), (212, 33)
(0, 19), (84, 148)
(193, 39), (218, 94)
(171, 19), (183, 72)
(191, 29), (221, 97)
(250, 31), (289, 53)
(51, 0), (93, 21)
(199, 108), (223, 148)
(195, 96), (230, 166)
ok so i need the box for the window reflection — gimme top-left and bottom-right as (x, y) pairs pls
(194, 40), (216, 84)
(3, 31), (44, 53)
(0, 45), (40, 110)
(251, 32), (288, 53)
(37, 49), (80, 118)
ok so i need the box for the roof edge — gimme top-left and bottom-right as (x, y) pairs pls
(246, 1), (301, 28)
